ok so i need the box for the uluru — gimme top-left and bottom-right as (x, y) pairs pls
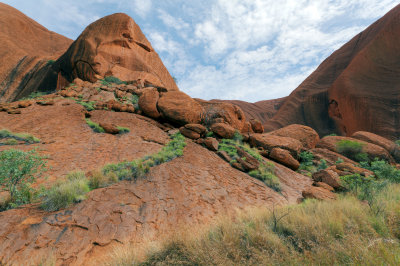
(1, 2), (400, 265)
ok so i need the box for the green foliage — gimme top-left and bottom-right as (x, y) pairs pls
(0, 149), (46, 208)
(101, 76), (127, 85)
(249, 162), (281, 192)
(298, 151), (315, 172)
(217, 138), (280, 191)
(355, 152), (369, 162)
(361, 160), (400, 183)
(117, 126), (130, 134)
(336, 140), (365, 161)
(317, 159), (328, 170)
(395, 140), (400, 146)
(3, 139), (18, 145)
(85, 118), (105, 133)
(21, 91), (49, 100)
(75, 100), (96, 111)
(88, 171), (118, 190)
(205, 131), (214, 138)
(232, 131), (243, 142)
(130, 94), (139, 110)
(102, 133), (186, 181)
(46, 59), (56, 66)
(41, 171), (90, 211)
(0, 129), (40, 144)
(335, 158), (344, 164)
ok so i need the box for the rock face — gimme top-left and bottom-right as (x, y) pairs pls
(53, 13), (179, 91)
(0, 3), (72, 102)
(262, 4), (400, 139)
(268, 124), (319, 150)
(249, 134), (303, 158)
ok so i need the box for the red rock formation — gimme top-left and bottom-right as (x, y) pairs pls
(0, 3), (72, 102)
(53, 13), (179, 91)
(264, 4), (400, 139)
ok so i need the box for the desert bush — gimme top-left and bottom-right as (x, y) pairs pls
(3, 139), (18, 145)
(88, 170), (118, 190)
(0, 149), (46, 209)
(21, 91), (49, 100)
(117, 126), (130, 134)
(85, 118), (105, 133)
(249, 162), (281, 192)
(200, 106), (225, 128)
(317, 159), (328, 170)
(298, 151), (315, 172)
(131, 94), (139, 110)
(114, 185), (400, 265)
(102, 76), (127, 85)
(76, 100), (96, 111)
(41, 171), (90, 211)
(0, 129), (40, 144)
(361, 159), (400, 183)
(336, 139), (364, 161)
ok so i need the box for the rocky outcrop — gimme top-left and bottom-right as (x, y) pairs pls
(0, 3), (72, 102)
(52, 13), (179, 92)
(210, 123), (236, 139)
(316, 136), (393, 162)
(263, 4), (400, 139)
(249, 134), (303, 158)
(268, 124), (319, 150)
(269, 148), (300, 171)
(302, 186), (337, 201)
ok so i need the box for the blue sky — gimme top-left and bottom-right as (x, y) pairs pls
(4, 0), (399, 102)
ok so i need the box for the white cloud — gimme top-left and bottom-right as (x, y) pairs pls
(131, 0), (152, 17)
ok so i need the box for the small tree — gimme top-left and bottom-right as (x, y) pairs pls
(0, 149), (46, 204)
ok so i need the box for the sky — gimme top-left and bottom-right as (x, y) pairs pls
(4, 0), (399, 102)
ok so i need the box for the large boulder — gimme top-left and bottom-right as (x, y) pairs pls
(249, 134), (303, 158)
(268, 124), (319, 150)
(138, 87), (161, 119)
(197, 100), (246, 131)
(211, 123), (236, 139)
(316, 136), (393, 162)
(302, 186), (337, 201)
(309, 148), (358, 166)
(312, 169), (342, 190)
(53, 13), (179, 91)
(352, 131), (400, 162)
(269, 148), (300, 171)
(157, 91), (204, 125)
(0, 3), (72, 102)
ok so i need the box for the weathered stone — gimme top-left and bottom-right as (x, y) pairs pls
(211, 123), (236, 139)
(138, 87), (160, 119)
(249, 134), (303, 158)
(302, 186), (337, 200)
(312, 169), (342, 190)
(269, 148), (300, 171)
(269, 124), (319, 149)
(204, 137), (219, 151)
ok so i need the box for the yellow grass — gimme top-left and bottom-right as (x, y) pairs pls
(105, 184), (400, 265)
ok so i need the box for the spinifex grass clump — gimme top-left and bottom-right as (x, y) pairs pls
(125, 184), (400, 266)
(336, 139), (366, 162)
(40, 133), (186, 212)
(218, 132), (280, 191)
(0, 129), (40, 144)
(85, 118), (105, 133)
(103, 132), (186, 180)
(101, 76), (127, 86)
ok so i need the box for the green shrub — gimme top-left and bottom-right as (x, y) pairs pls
(131, 95), (139, 110)
(205, 131), (214, 138)
(395, 140), (400, 146)
(46, 60), (56, 66)
(317, 159), (328, 170)
(117, 126), (130, 134)
(41, 171), (90, 211)
(76, 100), (96, 111)
(298, 151), (315, 172)
(102, 133), (186, 181)
(102, 76), (127, 85)
(21, 91), (49, 100)
(0, 129), (40, 144)
(85, 118), (105, 133)
(355, 152), (369, 162)
(88, 171), (118, 190)
(249, 162), (281, 192)
(0, 149), (46, 209)
(3, 139), (18, 145)
(361, 160), (400, 183)
(336, 140), (364, 161)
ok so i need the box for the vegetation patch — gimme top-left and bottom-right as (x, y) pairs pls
(218, 133), (280, 191)
(101, 76), (127, 86)
(116, 126), (130, 134)
(0, 149), (47, 211)
(85, 118), (105, 133)
(38, 133), (186, 212)
(20, 91), (50, 100)
(75, 99), (96, 111)
(336, 139), (365, 161)
(0, 129), (40, 145)
(40, 171), (90, 212)
(110, 184), (400, 265)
